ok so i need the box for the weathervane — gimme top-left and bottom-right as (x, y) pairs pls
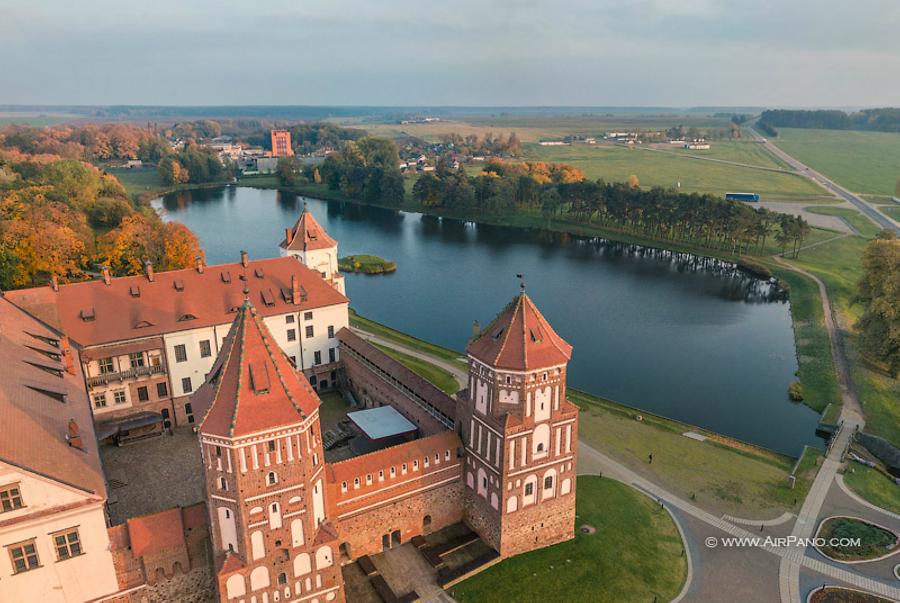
(516, 273), (525, 292)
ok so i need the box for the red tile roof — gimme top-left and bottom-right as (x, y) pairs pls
(127, 507), (184, 557)
(0, 297), (106, 498)
(280, 208), (337, 252)
(5, 256), (348, 347)
(467, 293), (572, 371)
(197, 300), (321, 438)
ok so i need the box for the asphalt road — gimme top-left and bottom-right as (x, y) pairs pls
(746, 126), (899, 234)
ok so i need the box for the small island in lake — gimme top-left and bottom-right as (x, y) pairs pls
(339, 254), (397, 274)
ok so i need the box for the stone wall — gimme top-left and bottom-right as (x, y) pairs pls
(499, 491), (576, 558)
(333, 480), (465, 560)
(462, 487), (501, 552)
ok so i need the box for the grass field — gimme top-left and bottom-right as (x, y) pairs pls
(522, 143), (826, 201)
(805, 206), (883, 238)
(663, 139), (791, 170)
(371, 342), (459, 394)
(773, 128), (900, 196)
(842, 465), (900, 516)
(451, 476), (687, 603)
(882, 205), (900, 220)
(571, 390), (820, 517)
(338, 254), (396, 274)
(106, 166), (170, 199)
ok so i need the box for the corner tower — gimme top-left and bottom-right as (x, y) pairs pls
(280, 206), (345, 295)
(194, 300), (344, 603)
(459, 292), (579, 557)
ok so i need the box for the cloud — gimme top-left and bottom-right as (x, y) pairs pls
(2, 0), (899, 106)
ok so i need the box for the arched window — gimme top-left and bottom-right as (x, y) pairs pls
(293, 552), (311, 577)
(226, 574), (246, 598)
(316, 545), (333, 569)
(269, 502), (282, 529)
(267, 472), (278, 486)
(250, 566), (270, 591)
(219, 477), (227, 491)
(533, 423), (550, 458)
(251, 530), (265, 560)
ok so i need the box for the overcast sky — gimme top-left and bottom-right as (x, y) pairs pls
(3, 0), (899, 107)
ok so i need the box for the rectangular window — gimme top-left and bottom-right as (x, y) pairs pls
(98, 357), (114, 374)
(0, 484), (24, 512)
(328, 348), (336, 363)
(52, 528), (82, 561)
(137, 386), (149, 402)
(174, 344), (187, 363)
(327, 325), (335, 338)
(303, 311), (313, 320)
(185, 402), (194, 423)
(314, 351), (321, 365)
(286, 315), (295, 324)
(305, 325), (314, 338)
(181, 377), (193, 394)
(9, 540), (39, 573)
(156, 382), (168, 398)
(93, 393), (107, 408)
(199, 340), (212, 358)
(286, 329), (296, 342)
(525, 482), (534, 496)
(129, 352), (145, 368)
(113, 390), (127, 405)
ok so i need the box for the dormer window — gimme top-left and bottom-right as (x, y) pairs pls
(129, 286), (140, 297)
(254, 268), (265, 278)
(173, 279), (185, 291)
(260, 289), (275, 307)
(26, 332), (59, 348)
(177, 314), (197, 322)
(79, 308), (95, 321)
(492, 328), (504, 341)
(24, 361), (63, 378)
(133, 320), (153, 329)
(220, 271), (232, 283)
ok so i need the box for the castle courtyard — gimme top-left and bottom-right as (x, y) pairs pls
(102, 428), (205, 525)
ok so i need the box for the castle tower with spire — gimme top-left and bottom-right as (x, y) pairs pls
(459, 291), (579, 557)
(280, 206), (345, 295)
(194, 300), (345, 603)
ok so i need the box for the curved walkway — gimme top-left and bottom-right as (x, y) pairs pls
(350, 327), (468, 390)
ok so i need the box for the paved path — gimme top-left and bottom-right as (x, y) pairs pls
(746, 126), (900, 234)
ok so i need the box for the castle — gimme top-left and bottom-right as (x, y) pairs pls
(191, 209), (580, 602)
(0, 205), (578, 603)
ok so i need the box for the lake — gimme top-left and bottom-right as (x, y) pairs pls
(156, 185), (821, 455)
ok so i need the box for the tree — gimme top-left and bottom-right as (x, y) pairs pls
(313, 167), (322, 184)
(627, 174), (640, 189)
(276, 157), (300, 187)
(854, 237), (900, 376)
(158, 157), (189, 185)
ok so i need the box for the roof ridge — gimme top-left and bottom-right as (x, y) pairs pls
(250, 309), (307, 421)
(228, 305), (249, 437)
(519, 294), (527, 369)
(526, 295), (571, 359)
(196, 310), (240, 432)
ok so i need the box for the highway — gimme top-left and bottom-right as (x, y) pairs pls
(745, 126), (899, 234)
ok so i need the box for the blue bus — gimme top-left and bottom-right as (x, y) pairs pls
(725, 192), (760, 202)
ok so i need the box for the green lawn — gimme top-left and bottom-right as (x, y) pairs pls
(571, 390), (821, 517)
(773, 128), (900, 196)
(805, 206), (883, 238)
(666, 139), (791, 169)
(883, 205), (900, 220)
(522, 142), (827, 201)
(815, 516), (899, 561)
(371, 342), (460, 395)
(349, 309), (466, 367)
(843, 465), (900, 516)
(760, 261), (840, 414)
(105, 167), (169, 199)
(451, 476), (687, 603)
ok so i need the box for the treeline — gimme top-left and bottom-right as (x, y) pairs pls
(759, 108), (900, 134)
(164, 120), (365, 154)
(855, 232), (900, 377)
(1, 123), (160, 162)
(413, 158), (811, 256)
(0, 149), (202, 289)
(317, 138), (405, 206)
(437, 132), (522, 157)
(157, 144), (234, 185)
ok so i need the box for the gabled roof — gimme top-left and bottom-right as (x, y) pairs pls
(197, 300), (321, 438)
(5, 256), (348, 347)
(281, 207), (337, 252)
(466, 293), (572, 371)
(0, 297), (106, 498)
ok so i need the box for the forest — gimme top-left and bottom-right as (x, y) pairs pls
(0, 147), (202, 290)
(855, 233), (900, 376)
(759, 108), (900, 134)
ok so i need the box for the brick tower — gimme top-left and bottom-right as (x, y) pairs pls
(459, 291), (579, 557)
(194, 300), (344, 603)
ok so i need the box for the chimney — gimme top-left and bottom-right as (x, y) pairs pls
(144, 260), (154, 282)
(195, 256), (205, 274)
(50, 275), (59, 292)
(284, 228), (292, 246)
(66, 419), (85, 451)
(291, 274), (301, 305)
(240, 250), (249, 267)
(101, 265), (111, 286)
(60, 336), (75, 375)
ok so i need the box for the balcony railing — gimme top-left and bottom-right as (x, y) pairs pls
(87, 364), (165, 387)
